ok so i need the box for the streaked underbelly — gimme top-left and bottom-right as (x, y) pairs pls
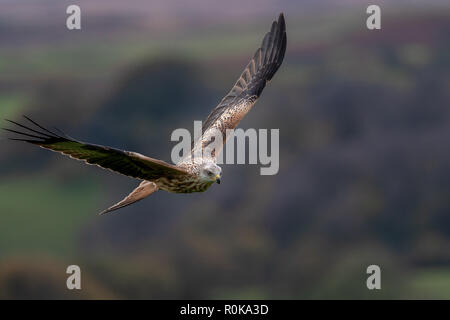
(155, 177), (213, 193)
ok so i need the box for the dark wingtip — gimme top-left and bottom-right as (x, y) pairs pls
(4, 119), (16, 126)
(2, 127), (45, 140)
(22, 115), (62, 137)
(278, 13), (286, 31)
(262, 12), (287, 82)
(3, 116), (69, 144)
(7, 137), (42, 144)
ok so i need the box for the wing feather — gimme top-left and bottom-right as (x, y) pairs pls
(194, 13), (286, 160)
(4, 117), (191, 181)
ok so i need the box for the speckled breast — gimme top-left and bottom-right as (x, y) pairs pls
(155, 176), (213, 193)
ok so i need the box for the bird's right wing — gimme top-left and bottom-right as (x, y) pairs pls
(192, 13), (286, 161)
(4, 116), (192, 181)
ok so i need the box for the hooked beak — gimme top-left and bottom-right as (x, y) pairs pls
(215, 175), (221, 184)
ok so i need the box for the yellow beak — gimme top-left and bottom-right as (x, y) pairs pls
(215, 174), (221, 184)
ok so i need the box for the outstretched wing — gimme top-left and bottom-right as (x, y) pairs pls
(193, 13), (286, 160)
(4, 116), (192, 181)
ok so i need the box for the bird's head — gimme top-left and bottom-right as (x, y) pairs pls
(199, 162), (222, 184)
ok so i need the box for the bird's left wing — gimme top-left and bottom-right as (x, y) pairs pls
(192, 13), (286, 161)
(4, 116), (191, 181)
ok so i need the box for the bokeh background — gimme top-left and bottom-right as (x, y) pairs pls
(1, 0), (450, 299)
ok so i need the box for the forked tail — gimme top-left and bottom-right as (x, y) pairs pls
(100, 181), (158, 215)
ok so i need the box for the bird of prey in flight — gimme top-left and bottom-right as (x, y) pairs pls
(4, 13), (287, 215)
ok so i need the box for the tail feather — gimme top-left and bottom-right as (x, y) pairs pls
(100, 181), (158, 215)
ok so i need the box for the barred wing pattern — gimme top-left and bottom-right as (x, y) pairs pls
(195, 13), (286, 160)
(4, 117), (192, 181)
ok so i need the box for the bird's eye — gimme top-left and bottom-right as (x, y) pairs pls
(207, 170), (213, 176)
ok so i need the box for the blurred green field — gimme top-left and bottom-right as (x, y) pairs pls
(0, 177), (100, 256)
(0, 95), (29, 120)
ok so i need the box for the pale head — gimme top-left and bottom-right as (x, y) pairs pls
(199, 161), (222, 184)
